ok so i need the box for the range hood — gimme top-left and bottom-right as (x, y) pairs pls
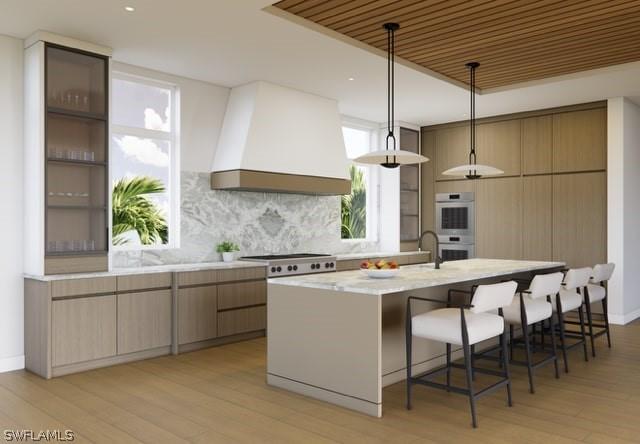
(211, 81), (351, 195)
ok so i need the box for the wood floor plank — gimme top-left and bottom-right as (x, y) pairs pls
(1, 323), (640, 442)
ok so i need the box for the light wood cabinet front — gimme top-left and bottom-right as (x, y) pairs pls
(553, 108), (606, 173)
(117, 290), (172, 354)
(522, 115), (552, 175)
(217, 281), (266, 310)
(476, 120), (521, 176)
(178, 286), (217, 345)
(523, 175), (552, 260)
(218, 306), (266, 337)
(52, 295), (116, 366)
(435, 126), (469, 181)
(476, 177), (522, 260)
(553, 172), (607, 268)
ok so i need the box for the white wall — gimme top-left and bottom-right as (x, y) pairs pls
(113, 62), (229, 172)
(607, 97), (640, 324)
(0, 34), (24, 371)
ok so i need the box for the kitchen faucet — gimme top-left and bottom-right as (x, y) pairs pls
(418, 230), (442, 269)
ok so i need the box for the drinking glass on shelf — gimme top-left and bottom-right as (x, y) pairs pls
(82, 95), (89, 111)
(47, 241), (56, 253)
(74, 94), (80, 108)
(88, 240), (95, 251)
(66, 92), (72, 106)
(72, 240), (83, 252)
(83, 151), (95, 162)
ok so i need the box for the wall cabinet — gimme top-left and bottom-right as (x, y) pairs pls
(435, 126), (469, 181)
(52, 295), (116, 367)
(553, 108), (606, 173)
(476, 120), (521, 177)
(522, 115), (552, 175)
(117, 290), (172, 354)
(476, 177), (522, 260)
(399, 127), (421, 245)
(553, 172), (607, 268)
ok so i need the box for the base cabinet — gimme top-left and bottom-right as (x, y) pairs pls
(117, 290), (172, 354)
(218, 305), (267, 337)
(52, 295), (116, 367)
(178, 286), (218, 345)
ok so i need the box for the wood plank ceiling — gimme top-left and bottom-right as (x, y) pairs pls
(273, 0), (640, 90)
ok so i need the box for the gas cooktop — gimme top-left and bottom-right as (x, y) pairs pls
(240, 253), (336, 277)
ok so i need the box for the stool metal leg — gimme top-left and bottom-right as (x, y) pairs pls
(446, 343), (451, 392)
(522, 323), (535, 394)
(602, 296), (612, 348)
(584, 289), (596, 357)
(548, 296), (560, 379)
(556, 294), (570, 373)
(405, 301), (412, 410)
(577, 303), (589, 362)
(501, 329), (513, 407)
(463, 343), (477, 428)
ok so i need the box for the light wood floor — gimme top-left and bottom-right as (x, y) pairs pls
(2, 323), (640, 443)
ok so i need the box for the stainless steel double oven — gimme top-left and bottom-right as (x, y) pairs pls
(435, 192), (475, 261)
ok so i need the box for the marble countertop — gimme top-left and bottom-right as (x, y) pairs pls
(334, 251), (430, 261)
(26, 251), (430, 282)
(25, 260), (267, 282)
(268, 258), (565, 295)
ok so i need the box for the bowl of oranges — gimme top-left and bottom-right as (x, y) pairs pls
(360, 259), (399, 279)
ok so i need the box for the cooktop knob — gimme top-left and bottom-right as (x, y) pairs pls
(276, 266), (282, 272)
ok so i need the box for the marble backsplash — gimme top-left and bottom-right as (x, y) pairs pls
(112, 171), (379, 268)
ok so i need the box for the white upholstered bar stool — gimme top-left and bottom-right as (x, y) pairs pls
(502, 272), (562, 393)
(554, 267), (591, 372)
(405, 281), (517, 428)
(583, 263), (615, 356)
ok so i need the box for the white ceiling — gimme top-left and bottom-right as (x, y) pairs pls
(2, 0), (640, 126)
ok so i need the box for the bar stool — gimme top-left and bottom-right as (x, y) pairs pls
(502, 272), (562, 393)
(405, 281), (517, 428)
(583, 263), (615, 356)
(554, 267), (591, 372)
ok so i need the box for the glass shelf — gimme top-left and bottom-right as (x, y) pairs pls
(47, 158), (107, 167)
(47, 107), (106, 121)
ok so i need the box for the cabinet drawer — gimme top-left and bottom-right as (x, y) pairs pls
(217, 280), (266, 310)
(177, 270), (218, 287)
(217, 267), (266, 283)
(117, 290), (172, 354)
(336, 259), (363, 271)
(117, 273), (172, 292)
(52, 295), (116, 366)
(218, 305), (266, 337)
(52, 276), (116, 298)
(178, 285), (217, 345)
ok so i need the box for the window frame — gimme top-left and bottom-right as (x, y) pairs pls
(341, 116), (380, 243)
(110, 71), (181, 251)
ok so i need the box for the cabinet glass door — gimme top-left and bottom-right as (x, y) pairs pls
(399, 128), (420, 242)
(45, 44), (108, 257)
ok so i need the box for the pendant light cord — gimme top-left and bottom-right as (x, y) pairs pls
(386, 24), (396, 153)
(469, 63), (476, 166)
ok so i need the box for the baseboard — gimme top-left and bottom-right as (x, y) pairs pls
(608, 308), (640, 325)
(0, 355), (25, 373)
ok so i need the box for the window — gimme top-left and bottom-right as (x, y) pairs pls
(341, 120), (378, 241)
(111, 73), (179, 249)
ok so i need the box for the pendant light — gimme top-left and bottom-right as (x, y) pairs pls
(442, 62), (503, 179)
(354, 23), (428, 169)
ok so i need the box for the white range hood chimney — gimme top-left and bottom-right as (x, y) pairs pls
(211, 81), (351, 195)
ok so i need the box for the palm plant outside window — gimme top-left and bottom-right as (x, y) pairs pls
(111, 73), (179, 248)
(341, 124), (378, 240)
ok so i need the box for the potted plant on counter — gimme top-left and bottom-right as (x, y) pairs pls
(216, 241), (240, 262)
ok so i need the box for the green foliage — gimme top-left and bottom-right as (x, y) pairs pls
(112, 176), (169, 246)
(216, 241), (240, 253)
(341, 165), (367, 239)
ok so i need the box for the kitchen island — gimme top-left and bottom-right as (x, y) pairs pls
(267, 258), (564, 417)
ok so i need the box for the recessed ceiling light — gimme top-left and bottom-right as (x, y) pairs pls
(124, 6), (135, 12)
(348, 77), (355, 81)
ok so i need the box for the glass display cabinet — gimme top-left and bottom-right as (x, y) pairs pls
(24, 33), (111, 275)
(399, 127), (420, 246)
